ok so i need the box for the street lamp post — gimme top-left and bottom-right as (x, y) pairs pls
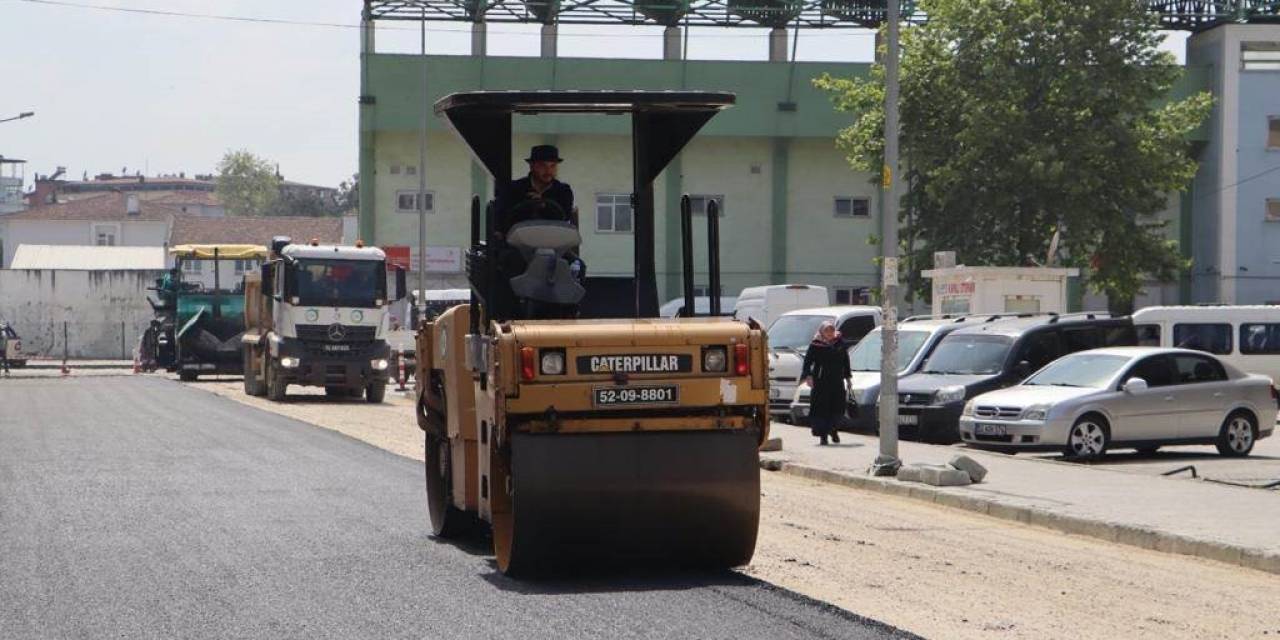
(0, 111), (35, 124)
(871, 1), (903, 477)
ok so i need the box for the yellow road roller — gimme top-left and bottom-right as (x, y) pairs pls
(415, 91), (768, 575)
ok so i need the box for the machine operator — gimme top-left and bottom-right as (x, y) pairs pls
(495, 144), (577, 234)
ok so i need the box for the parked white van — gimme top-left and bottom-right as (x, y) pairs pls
(1131, 305), (1280, 384)
(733, 284), (829, 328)
(765, 305), (881, 420)
(659, 296), (738, 318)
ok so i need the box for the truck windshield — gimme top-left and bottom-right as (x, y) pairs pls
(922, 334), (1012, 375)
(849, 330), (930, 372)
(291, 259), (386, 308)
(768, 315), (828, 351)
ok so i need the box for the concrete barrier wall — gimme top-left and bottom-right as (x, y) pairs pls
(0, 269), (164, 359)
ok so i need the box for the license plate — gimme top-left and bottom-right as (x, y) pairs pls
(976, 424), (1007, 436)
(324, 344), (351, 352)
(897, 414), (919, 426)
(593, 385), (679, 407)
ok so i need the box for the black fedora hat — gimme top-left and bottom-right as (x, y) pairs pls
(526, 144), (563, 163)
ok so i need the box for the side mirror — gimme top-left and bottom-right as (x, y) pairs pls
(1123, 378), (1149, 394)
(395, 267), (407, 301)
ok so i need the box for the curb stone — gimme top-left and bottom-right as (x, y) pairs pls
(762, 459), (1280, 577)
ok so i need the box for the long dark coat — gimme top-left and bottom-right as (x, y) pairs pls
(801, 339), (851, 423)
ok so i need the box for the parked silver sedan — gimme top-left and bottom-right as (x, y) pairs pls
(959, 347), (1277, 459)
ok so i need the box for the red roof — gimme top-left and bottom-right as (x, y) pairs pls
(2, 192), (179, 222)
(169, 215), (343, 246)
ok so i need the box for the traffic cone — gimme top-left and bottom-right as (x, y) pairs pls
(397, 356), (408, 392)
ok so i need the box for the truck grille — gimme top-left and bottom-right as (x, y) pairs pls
(974, 406), (1022, 419)
(296, 324), (377, 343)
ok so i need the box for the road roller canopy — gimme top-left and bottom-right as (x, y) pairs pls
(169, 244), (269, 260)
(434, 90), (735, 318)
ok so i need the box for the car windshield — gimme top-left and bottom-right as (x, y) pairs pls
(768, 315), (829, 351)
(292, 259), (386, 308)
(1023, 353), (1129, 388)
(849, 330), (930, 372)
(922, 334), (1012, 375)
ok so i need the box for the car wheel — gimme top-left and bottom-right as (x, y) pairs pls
(1215, 412), (1257, 457)
(1064, 415), (1110, 461)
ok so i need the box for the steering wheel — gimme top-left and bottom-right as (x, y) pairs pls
(508, 196), (570, 224)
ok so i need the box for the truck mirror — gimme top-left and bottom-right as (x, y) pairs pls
(261, 266), (274, 296)
(396, 267), (408, 301)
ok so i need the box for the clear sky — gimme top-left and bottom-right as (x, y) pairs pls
(0, 0), (1188, 190)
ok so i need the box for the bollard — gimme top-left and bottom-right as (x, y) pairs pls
(397, 355), (408, 392)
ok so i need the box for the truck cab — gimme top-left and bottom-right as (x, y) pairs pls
(243, 239), (407, 403)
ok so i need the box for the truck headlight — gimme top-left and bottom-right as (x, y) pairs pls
(934, 385), (966, 405)
(962, 400), (975, 416)
(1022, 404), (1050, 421)
(702, 347), (727, 373)
(540, 349), (565, 375)
(280, 356), (300, 368)
(371, 358), (389, 371)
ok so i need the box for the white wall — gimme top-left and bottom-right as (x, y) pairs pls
(0, 269), (164, 358)
(0, 219), (170, 268)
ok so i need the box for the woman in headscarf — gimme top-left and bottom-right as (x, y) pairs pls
(800, 320), (851, 445)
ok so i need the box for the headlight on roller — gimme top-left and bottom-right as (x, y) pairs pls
(702, 347), (728, 373)
(934, 385), (967, 405)
(280, 356), (300, 369)
(540, 349), (565, 375)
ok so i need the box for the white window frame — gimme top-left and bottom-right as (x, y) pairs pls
(182, 259), (203, 274)
(688, 194), (726, 217)
(396, 190), (435, 214)
(834, 196), (871, 219)
(234, 259), (257, 276)
(92, 223), (120, 247)
(594, 193), (634, 234)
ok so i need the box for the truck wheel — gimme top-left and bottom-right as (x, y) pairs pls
(366, 382), (386, 404)
(179, 370), (198, 382)
(267, 363), (287, 402)
(243, 351), (265, 396)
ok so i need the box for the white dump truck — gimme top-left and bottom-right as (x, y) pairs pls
(242, 237), (407, 402)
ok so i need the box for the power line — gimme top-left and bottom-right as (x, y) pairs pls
(12, 0), (877, 39)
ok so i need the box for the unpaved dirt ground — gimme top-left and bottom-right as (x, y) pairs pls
(181, 375), (1280, 640)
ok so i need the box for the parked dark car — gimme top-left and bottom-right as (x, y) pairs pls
(894, 313), (1137, 443)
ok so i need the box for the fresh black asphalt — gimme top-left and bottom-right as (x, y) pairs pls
(0, 376), (915, 639)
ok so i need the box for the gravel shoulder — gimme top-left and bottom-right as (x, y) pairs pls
(181, 375), (1280, 640)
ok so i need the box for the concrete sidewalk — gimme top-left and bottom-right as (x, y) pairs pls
(762, 422), (1280, 575)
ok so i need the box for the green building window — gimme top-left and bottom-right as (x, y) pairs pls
(595, 194), (633, 233)
(834, 197), (870, 218)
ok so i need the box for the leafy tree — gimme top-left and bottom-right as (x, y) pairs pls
(815, 0), (1212, 313)
(215, 150), (280, 216)
(336, 173), (359, 213)
(268, 190), (340, 217)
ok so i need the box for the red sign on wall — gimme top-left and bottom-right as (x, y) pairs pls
(382, 245), (411, 270)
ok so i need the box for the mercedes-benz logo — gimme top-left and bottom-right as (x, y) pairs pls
(327, 323), (346, 342)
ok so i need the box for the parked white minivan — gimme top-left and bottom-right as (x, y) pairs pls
(1131, 306), (1280, 384)
(766, 305), (881, 420)
(733, 284), (829, 329)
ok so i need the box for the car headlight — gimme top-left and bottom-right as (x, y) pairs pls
(540, 350), (565, 375)
(934, 385), (967, 405)
(1022, 404), (1051, 421)
(702, 347), (727, 373)
(962, 400), (975, 416)
(371, 358), (389, 371)
(280, 356), (300, 368)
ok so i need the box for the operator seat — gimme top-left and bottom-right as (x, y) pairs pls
(504, 220), (586, 315)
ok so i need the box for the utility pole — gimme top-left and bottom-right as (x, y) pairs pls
(417, 9), (429, 310)
(871, 0), (902, 477)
